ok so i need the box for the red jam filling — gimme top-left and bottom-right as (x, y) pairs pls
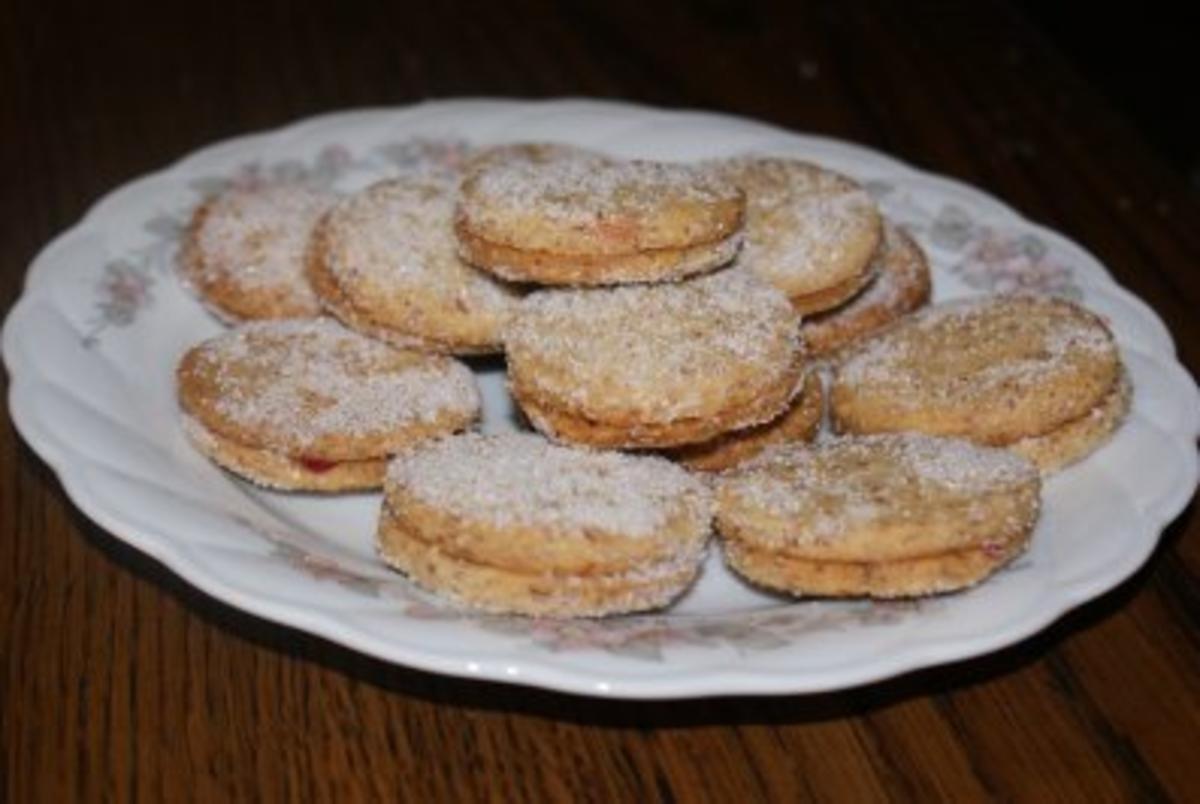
(298, 457), (339, 474)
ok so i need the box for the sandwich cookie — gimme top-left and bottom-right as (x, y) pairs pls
(463, 141), (607, 173)
(456, 153), (744, 285)
(717, 157), (882, 314)
(505, 270), (805, 449)
(177, 319), (480, 491)
(377, 432), (713, 617)
(308, 175), (520, 354)
(830, 294), (1128, 472)
(715, 434), (1041, 597)
(179, 183), (333, 321)
(801, 224), (932, 357)
(666, 370), (824, 472)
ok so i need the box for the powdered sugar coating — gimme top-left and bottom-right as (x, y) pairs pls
(465, 156), (738, 228)
(506, 269), (802, 419)
(185, 183), (333, 315)
(716, 157), (882, 298)
(463, 142), (609, 174)
(388, 432), (712, 538)
(820, 226), (926, 314)
(314, 172), (525, 352)
(456, 149), (745, 276)
(178, 319), (479, 457)
(837, 294), (1117, 401)
(720, 433), (1038, 547)
(318, 174), (519, 322)
(802, 224), (933, 355)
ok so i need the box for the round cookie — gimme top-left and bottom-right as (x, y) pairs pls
(377, 432), (713, 617)
(1007, 369), (1132, 473)
(715, 434), (1041, 598)
(456, 153), (745, 285)
(308, 175), (520, 354)
(802, 224), (932, 357)
(666, 370), (824, 472)
(716, 157), (883, 314)
(179, 183), (333, 321)
(831, 294), (1124, 446)
(505, 269), (805, 449)
(177, 319), (480, 491)
(464, 142), (608, 173)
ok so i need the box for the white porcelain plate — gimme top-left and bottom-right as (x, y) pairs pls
(5, 99), (1198, 699)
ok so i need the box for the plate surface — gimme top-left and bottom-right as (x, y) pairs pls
(5, 99), (1198, 699)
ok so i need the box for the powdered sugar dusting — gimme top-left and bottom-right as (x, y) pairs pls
(816, 225), (923, 314)
(322, 175), (519, 310)
(838, 294), (1117, 402)
(463, 154), (740, 227)
(743, 190), (877, 285)
(715, 157), (881, 291)
(188, 319), (479, 448)
(723, 434), (1036, 543)
(193, 183), (333, 296)
(506, 269), (801, 415)
(388, 432), (712, 537)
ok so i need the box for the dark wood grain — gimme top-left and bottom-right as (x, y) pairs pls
(3, 1), (1198, 801)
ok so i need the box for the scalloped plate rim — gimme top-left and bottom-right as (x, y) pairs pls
(4, 98), (1199, 699)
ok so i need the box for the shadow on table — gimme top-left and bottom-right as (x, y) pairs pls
(62, 461), (1194, 729)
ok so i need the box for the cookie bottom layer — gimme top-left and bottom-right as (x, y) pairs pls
(183, 415), (385, 492)
(513, 365), (801, 450)
(667, 371), (823, 471)
(456, 223), (742, 285)
(802, 228), (932, 357)
(1008, 371), (1131, 473)
(377, 507), (703, 617)
(787, 262), (877, 317)
(723, 532), (1029, 599)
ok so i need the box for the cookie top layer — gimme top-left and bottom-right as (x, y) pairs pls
(457, 153), (743, 275)
(311, 175), (520, 353)
(832, 294), (1121, 443)
(181, 183), (332, 320)
(388, 432), (711, 537)
(463, 142), (608, 173)
(802, 224), (932, 356)
(177, 319), (479, 460)
(716, 433), (1040, 562)
(717, 157), (882, 308)
(506, 269), (803, 424)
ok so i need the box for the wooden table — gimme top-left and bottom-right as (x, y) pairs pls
(3, 1), (1198, 800)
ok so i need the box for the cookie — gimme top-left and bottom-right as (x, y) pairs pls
(715, 434), (1041, 597)
(666, 370), (823, 472)
(377, 432), (713, 617)
(1007, 369), (1132, 472)
(716, 157), (882, 314)
(505, 270), (805, 449)
(463, 142), (607, 173)
(830, 295), (1126, 465)
(308, 175), (520, 354)
(177, 319), (480, 491)
(456, 153), (744, 285)
(801, 224), (932, 356)
(179, 183), (333, 321)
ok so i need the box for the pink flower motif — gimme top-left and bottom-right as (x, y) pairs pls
(953, 231), (1080, 299)
(229, 163), (267, 191)
(318, 144), (352, 170)
(96, 261), (153, 326)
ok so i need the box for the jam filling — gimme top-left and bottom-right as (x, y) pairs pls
(298, 457), (339, 474)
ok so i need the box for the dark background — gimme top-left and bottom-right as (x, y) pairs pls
(1017, 2), (1198, 186)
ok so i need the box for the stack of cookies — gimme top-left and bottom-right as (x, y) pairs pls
(173, 138), (1130, 618)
